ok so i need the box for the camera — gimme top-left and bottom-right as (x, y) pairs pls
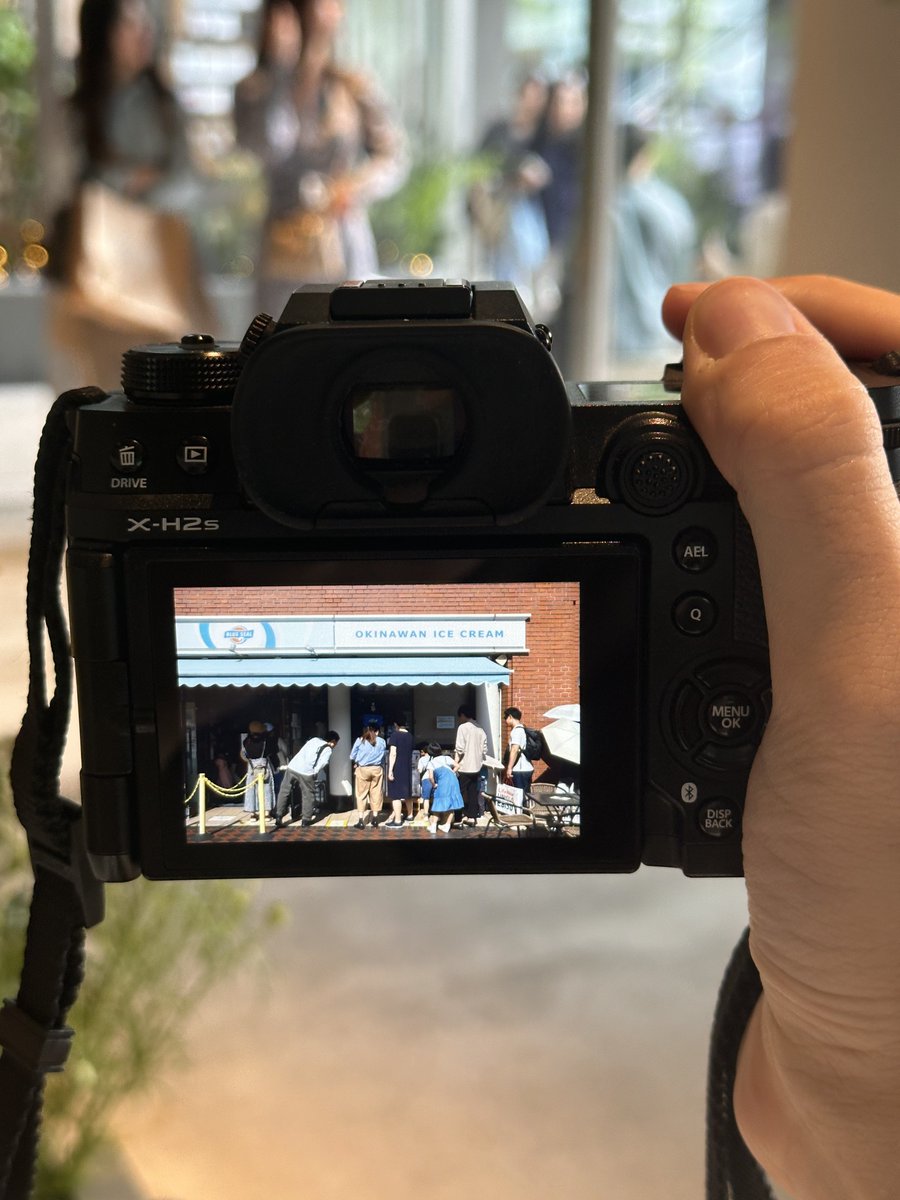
(63, 279), (900, 883)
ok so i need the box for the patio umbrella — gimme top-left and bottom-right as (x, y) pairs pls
(543, 703), (581, 723)
(539, 717), (580, 765)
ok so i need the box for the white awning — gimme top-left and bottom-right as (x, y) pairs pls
(178, 655), (511, 689)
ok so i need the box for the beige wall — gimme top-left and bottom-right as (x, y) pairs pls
(783, 0), (900, 289)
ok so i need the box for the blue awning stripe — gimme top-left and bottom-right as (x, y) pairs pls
(177, 655), (511, 689)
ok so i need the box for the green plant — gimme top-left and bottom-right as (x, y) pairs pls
(651, 133), (734, 246)
(0, 743), (285, 1199)
(192, 149), (268, 276)
(370, 153), (496, 266)
(0, 4), (38, 248)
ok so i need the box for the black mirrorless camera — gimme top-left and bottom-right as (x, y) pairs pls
(63, 279), (900, 883)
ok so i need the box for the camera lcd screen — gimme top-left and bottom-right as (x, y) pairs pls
(347, 385), (465, 461)
(142, 548), (641, 875)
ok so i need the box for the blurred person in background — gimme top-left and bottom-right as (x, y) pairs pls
(234, 0), (408, 317)
(46, 0), (210, 393)
(532, 70), (587, 270)
(469, 73), (553, 316)
(611, 123), (697, 364)
(736, 133), (789, 280)
(531, 69), (588, 370)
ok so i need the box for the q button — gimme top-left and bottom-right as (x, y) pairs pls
(673, 593), (717, 636)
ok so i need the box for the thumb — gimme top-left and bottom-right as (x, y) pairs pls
(681, 277), (900, 702)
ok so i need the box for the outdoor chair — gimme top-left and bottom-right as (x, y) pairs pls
(481, 788), (545, 837)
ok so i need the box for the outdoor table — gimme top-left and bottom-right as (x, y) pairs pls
(527, 789), (581, 834)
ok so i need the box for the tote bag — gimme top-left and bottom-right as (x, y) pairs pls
(65, 181), (212, 339)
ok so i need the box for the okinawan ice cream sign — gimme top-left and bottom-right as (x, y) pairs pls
(176, 615), (529, 656)
(335, 617), (528, 651)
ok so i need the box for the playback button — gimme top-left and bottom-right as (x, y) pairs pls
(178, 438), (210, 475)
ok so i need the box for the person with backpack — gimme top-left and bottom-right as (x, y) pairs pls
(503, 706), (540, 796)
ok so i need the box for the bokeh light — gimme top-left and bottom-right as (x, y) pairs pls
(23, 243), (49, 270)
(409, 253), (434, 278)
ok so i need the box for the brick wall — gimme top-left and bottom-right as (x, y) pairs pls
(176, 582), (579, 726)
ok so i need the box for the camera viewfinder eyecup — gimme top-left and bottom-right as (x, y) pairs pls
(229, 286), (572, 530)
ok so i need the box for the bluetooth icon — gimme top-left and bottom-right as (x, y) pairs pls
(681, 782), (698, 804)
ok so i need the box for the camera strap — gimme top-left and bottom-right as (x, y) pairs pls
(0, 389), (105, 1200)
(705, 928), (775, 1200)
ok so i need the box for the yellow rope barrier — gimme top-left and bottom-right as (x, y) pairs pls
(186, 772), (255, 837)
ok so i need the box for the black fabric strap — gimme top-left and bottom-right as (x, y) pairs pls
(0, 390), (106, 1200)
(706, 927), (776, 1200)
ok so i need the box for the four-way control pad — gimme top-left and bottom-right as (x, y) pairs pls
(670, 659), (771, 772)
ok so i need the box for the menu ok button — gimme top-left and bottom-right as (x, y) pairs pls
(704, 690), (758, 741)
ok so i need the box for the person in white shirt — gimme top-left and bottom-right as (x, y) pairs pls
(274, 731), (340, 828)
(503, 706), (533, 795)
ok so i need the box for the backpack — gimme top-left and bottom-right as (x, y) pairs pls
(523, 727), (544, 763)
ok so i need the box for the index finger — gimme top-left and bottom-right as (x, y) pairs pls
(662, 274), (900, 362)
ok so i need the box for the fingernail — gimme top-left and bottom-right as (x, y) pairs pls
(690, 280), (799, 361)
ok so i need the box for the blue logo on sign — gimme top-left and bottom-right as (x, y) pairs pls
(225, 625), (255, 646)
(199, 622), (277, 651)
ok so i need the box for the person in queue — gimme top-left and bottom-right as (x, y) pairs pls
(274, 730), (339, 828)
(425, 758), (464, 836)
(384, 717), (414, 828)
(662, 274), (900, 1200)
(350, 722), (386, 829)
(454, 704), (488, 825)
(503, 706), (534, 795)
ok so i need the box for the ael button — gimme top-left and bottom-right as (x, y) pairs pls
(674, 528), (717, 572)
(178, 438), (210, 475)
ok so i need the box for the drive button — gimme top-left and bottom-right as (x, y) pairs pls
(111, 441), (144, 472)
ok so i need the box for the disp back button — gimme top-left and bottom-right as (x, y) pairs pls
(697, 798), (740, 839)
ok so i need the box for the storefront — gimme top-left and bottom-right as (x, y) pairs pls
(175, 582), (579, 805)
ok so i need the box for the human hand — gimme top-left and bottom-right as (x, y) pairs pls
(663, 276), (900, 1200)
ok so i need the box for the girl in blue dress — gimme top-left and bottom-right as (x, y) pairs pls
(426, 761), (464, 834)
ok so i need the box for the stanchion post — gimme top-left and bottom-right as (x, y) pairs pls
(258, 773), (266, 835)
(198, 774), (207, 836)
